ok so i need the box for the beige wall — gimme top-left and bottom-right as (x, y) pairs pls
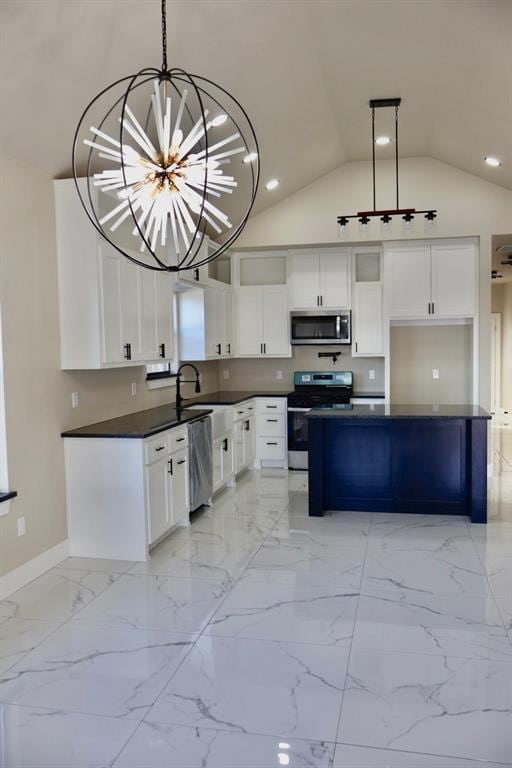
(502, 283), (512, 413)
(220, 347), (384, 394)
(238, 157), (512, 411)
(0, 152), (218, 577)
(390, 325), (473, 405)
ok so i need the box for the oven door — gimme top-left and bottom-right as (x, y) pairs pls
(290, 312), (351, 345)
(287, 407), (310, 469)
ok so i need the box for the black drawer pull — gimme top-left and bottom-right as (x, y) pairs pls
(159, 343), (166, 358)
(123, 342), (132, 360)
(266, 405), (278, 409)
(237, 410), (244, 414)
(176, 437), (185, 442)
(244, 420), (250, 431)
(155, 445), (165, 452)
(266, 419), (278, 423)
(168, 458), (173, 475)
(177, 459), (186, 465)
(266, 441), (278, 446)
(222, 438), (228, 451)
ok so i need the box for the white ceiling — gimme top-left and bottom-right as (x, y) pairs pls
(1, 0), (511, 215)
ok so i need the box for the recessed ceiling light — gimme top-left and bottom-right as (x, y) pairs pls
(243, 152), (258, 163)
(375, 136), (391, 146)
(484, 156), (502, 167)
(265, 179), (279, 190)
(211, 113), (228, 127)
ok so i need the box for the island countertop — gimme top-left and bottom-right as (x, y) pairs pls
(182, 390), (290, 406)
(61, 405), (213, 439)
(307, 404), (491, 419)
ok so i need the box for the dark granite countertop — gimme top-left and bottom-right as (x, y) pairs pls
(307, 404), (491, 419)
(0, 490), (17, 504)
(61, 405), (213, 439)
(182, 390), (291, 406)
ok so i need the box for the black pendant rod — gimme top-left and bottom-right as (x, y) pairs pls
(161, 0), (168, 72)
(395, 104), (399, 209)
(372, 106), (376, 211)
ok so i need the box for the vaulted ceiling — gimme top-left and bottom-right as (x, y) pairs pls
(1, 0), (511, 215)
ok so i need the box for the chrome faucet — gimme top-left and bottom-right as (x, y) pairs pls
(175, 363), (201, 410)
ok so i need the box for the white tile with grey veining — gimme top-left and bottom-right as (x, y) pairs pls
(0, 569), (120, 622)
(361, 547), (490, 598)
(495, 594), (512, 631)
(205, 578), (358, 646)
(0, 703), (138, 768)
(0, 617), (62, 674)
(0, 622), (195, 719)
(72, 573), (231, 633)
(333, 743), (512, 767)
(353, 590), (512, 661)
(147, 635), (348, 742)
(479, 555), (512, 597)
(114, 722), (334, 768)
(470, 523), (512, 557)
(52, 556), (135, 574)
(337, 647), (512, 763)
(243, 538), (364, 590)
(275, 510), (372, 549)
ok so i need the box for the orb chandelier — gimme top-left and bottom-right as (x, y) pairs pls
(72, 0), (259, 272)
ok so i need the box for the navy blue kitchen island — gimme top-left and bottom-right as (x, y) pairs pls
(307, 404), (491, 523)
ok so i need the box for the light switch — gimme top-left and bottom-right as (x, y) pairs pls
(71, 392), (79, 408)
(131, 382), (137, 396)
(432, 369), (440, 379)
(223, 369), (230, 380)
(276, 370), (283, 380)
(369, 370), (375, 380)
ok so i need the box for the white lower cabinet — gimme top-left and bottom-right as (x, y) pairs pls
(256, 398), (287, 468)
(234, 402), (256, 475)
(213, 432), (234, 493)
(145, 429), (189, 547)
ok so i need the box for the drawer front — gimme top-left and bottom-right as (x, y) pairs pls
(258, 436), (286, 460)
(144, 434), (169, 464)
(169, 426), (189, 452)
(234, 402), (253, 421)
(258, 413), (285, 437)
(257, 398), (286, 415)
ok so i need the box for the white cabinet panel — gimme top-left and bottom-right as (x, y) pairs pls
(319, 249), (350, 308)
(221, 433), (234, 481)
(140, 269), (159, 361)
(224, 289), (234, 356)
(353, 283), (383, 356)
(145, 457), (171, 545)
(263, 286), (290, 356)
(170, 448), (188, 523)
(289, 251), (319, 308)
(213, 437), (223, 492)
(156, 273), (173, 361)
(243, 416), (256, 467)
(430, 242), (477, 317)
(235, 419), (245, 473)
(387, 244), (431, 317)
(120, 260), (142, 361)
(99, 244), (123, 364)
(237, 287), (264, 356)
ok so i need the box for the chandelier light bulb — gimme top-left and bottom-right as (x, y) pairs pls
(211, 113), (228, 127)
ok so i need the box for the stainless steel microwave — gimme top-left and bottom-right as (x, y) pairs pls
(290, 310), (351, 345)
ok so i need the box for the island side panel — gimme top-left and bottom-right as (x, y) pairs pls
(308, 418), (325, 516)
(469, 418), (488, 524)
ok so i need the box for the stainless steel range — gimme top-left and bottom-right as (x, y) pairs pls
(287, 370), (353, 470)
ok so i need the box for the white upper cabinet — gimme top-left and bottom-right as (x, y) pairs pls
(353, 283), (383, 356)
(385, 240), (477, 319)
(236, 286), (291, 358)
(289, 248), (351, 309)
(178, 285), (234, 360)
(55, 179), (174, 369)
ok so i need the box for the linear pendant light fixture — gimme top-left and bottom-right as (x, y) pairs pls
(72, 0), (259, 272)
(337, 98), (436, 235)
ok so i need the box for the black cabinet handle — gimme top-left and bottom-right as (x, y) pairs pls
(266, 405), (278, 409)
(159, 343), (166, 358)
(168, 458), (173, 475)
(432, 302), (435, 314)
(227, 343), (231, 354)
(155, 445), (165, 452)
(266, 441), (278, 445)
(194, 268), (200, 281)
(355, 341), (358, 353)
(176, 437), (185, 443)
(260, 343), (263, 354)
(266, 418), (278, 422)
(264, 343), (267, 354)
(237, 410), (244, 414)
(316, 295), (319, 306)
(222, 438), (228, 452)
(244, 419), (250, 431)
(123, 342), (132, 360)
(216, 343), (221, 355)
(177, 459), (186, 465)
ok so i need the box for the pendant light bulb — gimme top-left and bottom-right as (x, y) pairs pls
(380, 214), (392, 235)
(359, 216), (370, 237)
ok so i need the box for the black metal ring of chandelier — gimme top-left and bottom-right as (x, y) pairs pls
(72, 1), (260, 273)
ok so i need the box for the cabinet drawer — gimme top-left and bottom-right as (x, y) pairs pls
(144, 434), (169, 464)
(258, 414), (285, 437)
(169, 426), (188, 452)
(234, 401), (254, 421)
(258, 437), (286, 460)
(257, 398), (286, 415)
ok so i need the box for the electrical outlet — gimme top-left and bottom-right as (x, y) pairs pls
(17, 517), (26, 536)
(432, 369), (440, 380)
(276, 370), (283, 380)
(71, 392), (79, 409)
(223, 369), (230, 380)
(369, 370), (375, 380)
(131, 382), (137, 396)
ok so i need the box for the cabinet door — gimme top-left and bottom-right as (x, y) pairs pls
(145, 457), (171, 545)
(236, 287), (264, 356)
(387, 245), (431, 317)
(212, 437), (223, 492)
(235, 420), (246, 473)
(353, 283), (383, 356)
(140, 269), (159, 361)
(430, 242), (477, 317)
(216, 289), (227, 357)
(263, 286), (290, 356)
(243, 416), (256, 467)
(156, 273), (173, 360)
(120, 260), (142, 360)
(319, 249), (350, 308)
(289, 251), (320, 308)
(221, 433), (234, 481)
(169, 448), (189, 524)
(204, 288), (218, 358)
(224, 289), (234, 356)
(99, 244), (123, 364)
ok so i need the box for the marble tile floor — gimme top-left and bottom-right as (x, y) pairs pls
(1, 433), (512, 767)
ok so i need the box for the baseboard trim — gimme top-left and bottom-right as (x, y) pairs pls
(0, 539), (69, 600)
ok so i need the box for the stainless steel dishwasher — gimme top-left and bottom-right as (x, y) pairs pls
(188, 415), (213, 511)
